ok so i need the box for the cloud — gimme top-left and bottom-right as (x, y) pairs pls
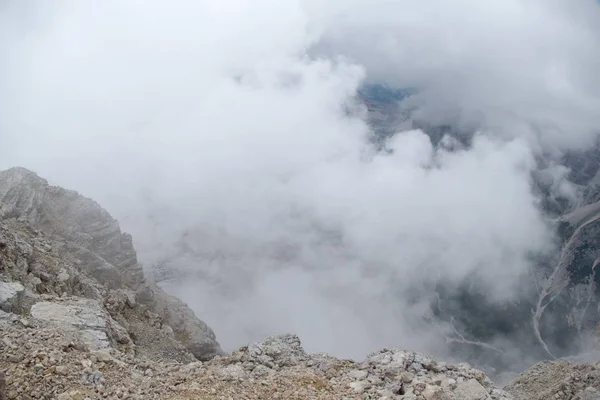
(0, 0), (597, 365)
(311, 0), (600, 153)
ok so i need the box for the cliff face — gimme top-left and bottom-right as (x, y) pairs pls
(0, 167), (223, 361)
(0, 167), (143, 289)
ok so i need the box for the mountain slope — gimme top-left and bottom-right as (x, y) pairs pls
(0, 167), (223, 361)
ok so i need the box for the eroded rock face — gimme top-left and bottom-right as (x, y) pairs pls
(0, 167), (143, 289)
(0, 167), (223, 361)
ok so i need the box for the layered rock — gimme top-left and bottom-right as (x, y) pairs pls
(0, 167), (223, 361)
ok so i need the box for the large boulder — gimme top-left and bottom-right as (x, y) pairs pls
(30, 298), (130, 350)
(0, 281), (24, 313)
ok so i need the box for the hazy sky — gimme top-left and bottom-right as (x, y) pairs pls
(1, 0), (599, 361)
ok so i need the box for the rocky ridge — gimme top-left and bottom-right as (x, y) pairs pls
(0, 316), (513, 400)
(505, 359), (600, 400)
(0, 167), (222, 362)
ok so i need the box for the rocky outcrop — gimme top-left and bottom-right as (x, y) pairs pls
(0, 167), (223, 361)
(210, 334), (512, 400)
(30, 298), (130, 350)
(0, 216), (196, 361)
(0, 311), (514, 400)
(0, 167), (142, 289)
(505, 359), (600, 400)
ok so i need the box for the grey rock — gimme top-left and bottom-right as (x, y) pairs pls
(218, 364), (247, 381)
(349, 380), (369, 393)
(81, 369), (105, 386)
(0, 167), (223, 361)
(0, 281), (24, 313)
(347, 369), (368, 380)
(150, 287), (223, 361)
(0, 167), (142, 288)
(505, 360), (600, 400)
(244, 334), (306, 367)
(454, 378), (491, 400)
(30, 298), (128, 350)
(226, 335), (512, 400)
(0, 370), (5, 400)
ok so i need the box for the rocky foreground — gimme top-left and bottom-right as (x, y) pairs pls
(1, 167), (600, 400)
(1, 318), (510, 400)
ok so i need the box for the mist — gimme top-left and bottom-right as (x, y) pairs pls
(1, 0), (600, 371)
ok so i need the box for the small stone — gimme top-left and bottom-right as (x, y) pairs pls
(55, 366), (68, 375)
(69, 391), (85, 400)
(349, 380), (370, 394)
(399, 372), (414, 383)
(347, 369), (368, 380)
(91, 350), (112, 363)
(7, 354), (21, 363)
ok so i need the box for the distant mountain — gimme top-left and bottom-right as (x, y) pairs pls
(358, 82), (600, 374)
(147, 83), (600, 377)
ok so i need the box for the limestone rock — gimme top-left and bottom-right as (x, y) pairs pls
(207, 334), (513, 400)
(149, 287), (222, 361)
(0, 370), (5, 400)
(0, 167), (223, 361)
(505, 359), (600, 400)
(0, 282), (24, 313)
(244, 334), (306, 367)
(30, 298), (130, 350)
(0, 167), (142, 288)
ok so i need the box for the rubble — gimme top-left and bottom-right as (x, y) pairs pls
(1, 315), (513, 400)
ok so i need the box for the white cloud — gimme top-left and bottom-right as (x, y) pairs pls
(0, 0), (596, 361)
(311, 0), (600, 152)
